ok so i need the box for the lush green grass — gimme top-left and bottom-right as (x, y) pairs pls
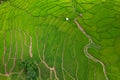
(0, 0), (120, 80)
(0, 76), (7, 80)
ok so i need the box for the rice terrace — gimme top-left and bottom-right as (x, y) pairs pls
(0, 0), (120, 80)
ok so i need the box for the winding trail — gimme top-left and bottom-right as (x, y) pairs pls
(35, 33), (59, 80)
(10, 30), (17, 73)
(23, 32), (33, 58)
(73, 41), (79, 80)
(74, 16), (109, 80)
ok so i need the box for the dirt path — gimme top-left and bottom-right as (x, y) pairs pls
(74, 16), (109, 80)
(61, 38), (66, 80)
(24, 32), (33, 58)
(2, 32), (6, 65)
(73, 42), (79, 80)
(29, 35), (33, 58)
(10, 30), (17, 72)
(19, 31), (24, 61)
(35, 33), (59, 80)
(7, 30), (12, 64)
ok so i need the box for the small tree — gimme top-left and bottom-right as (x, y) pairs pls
(20, 58), (39, 80)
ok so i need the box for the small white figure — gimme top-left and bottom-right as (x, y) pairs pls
(66, 17), (69, 21)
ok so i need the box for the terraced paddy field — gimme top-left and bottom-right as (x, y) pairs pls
(0, 0), (120, 80)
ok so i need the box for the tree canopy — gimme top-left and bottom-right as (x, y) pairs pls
(20, 58), (39, 80)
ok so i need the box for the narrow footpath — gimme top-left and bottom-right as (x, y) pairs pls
(74, 16), (109, 80)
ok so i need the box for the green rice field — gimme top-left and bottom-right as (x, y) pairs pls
(0, 0), (120, 80)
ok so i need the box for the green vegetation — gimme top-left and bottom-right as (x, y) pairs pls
(20, 58), (38, 80)
(0, 0), (120, 80)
